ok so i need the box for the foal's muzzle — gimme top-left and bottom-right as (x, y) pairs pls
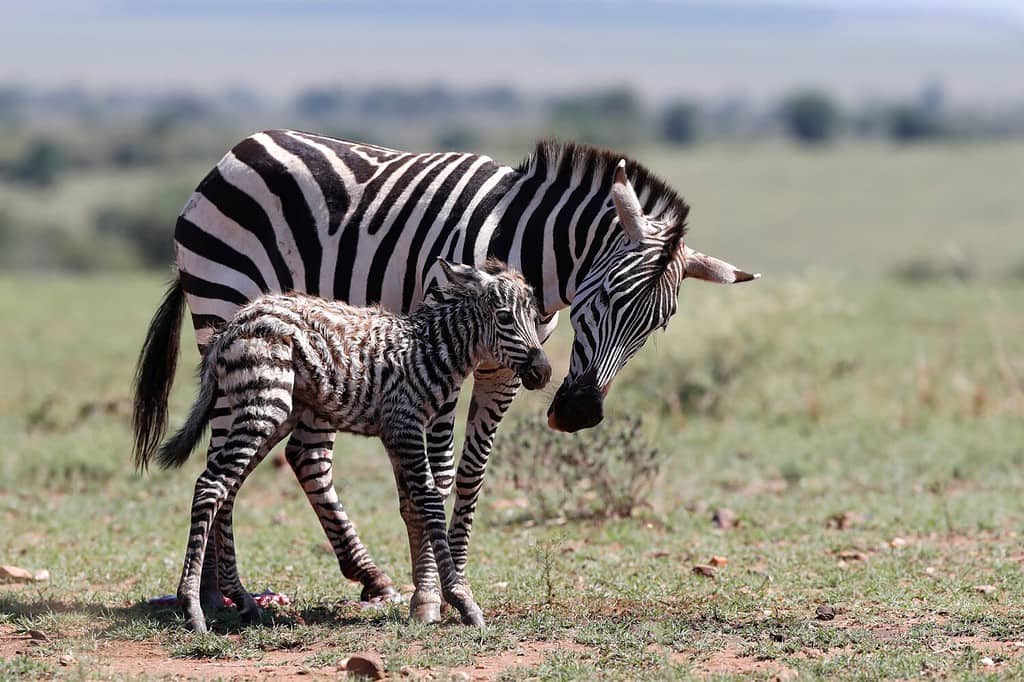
(518, 348), (552, 391)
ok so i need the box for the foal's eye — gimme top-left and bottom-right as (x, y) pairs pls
(495, 309), (515, 325)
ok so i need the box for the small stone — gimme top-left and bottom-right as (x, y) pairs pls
(889, 537), (908, 548)
(341, 651), (386, 679)
(692, 564), (717, 578)
(925, 566), (936, 575)
(450, 673), (471, 682)
(32, 569), (50, 582)
(837, 550), (867, 561)
(980, 656), (996, 667)
(712, 508), (739, 529)
(400, 665), (415, 677)
(0, 565), (34, 583)
(1013, 641), (1024, 650)
(827, 511), (865, 530)
(492, 581), (509, 591)
(815, 605), (836, 621)
(58, 654), (75, 667)
(709, 555), (728, 567)
(27, 629), (49, 642)
(972, 584), (997, 596)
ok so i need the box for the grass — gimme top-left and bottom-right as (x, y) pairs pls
(2, 140), (1024, 678)
(2, 271), (1023, 679)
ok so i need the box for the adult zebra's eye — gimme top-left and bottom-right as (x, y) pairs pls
(495, 309), (515, 325)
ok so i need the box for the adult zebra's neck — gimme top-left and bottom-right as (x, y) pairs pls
(484, 140), (689, 315)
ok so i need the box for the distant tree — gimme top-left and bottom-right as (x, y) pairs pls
(466, 86), (522, 113)
(295, 88), (346, 118)
(659, 101), (699, 145)
(145, 94), (209, 136)
(435, 125), (482, 151)
(8, 138), (67, 187)
(550, 87), (644, 146)
(779, 90), (839, 144)
(886, 105), (944, 143)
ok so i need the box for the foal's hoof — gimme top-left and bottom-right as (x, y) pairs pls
(184, 613), (209, 633)
(411, 602), (442, 624)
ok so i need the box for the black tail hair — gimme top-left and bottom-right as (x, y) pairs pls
(132, 276), (186, 470)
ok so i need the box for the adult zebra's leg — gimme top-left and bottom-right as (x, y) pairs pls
(284, 414), (397, 601)
(448, 366), (521, 575)
(385, 426), (483, 628)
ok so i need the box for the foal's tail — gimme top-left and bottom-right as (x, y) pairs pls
(154, 342), (221, 469)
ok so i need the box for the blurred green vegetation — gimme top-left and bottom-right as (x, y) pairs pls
(0, 82), (1022, 274)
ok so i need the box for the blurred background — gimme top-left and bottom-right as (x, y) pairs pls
(1, 0), (1022, 278)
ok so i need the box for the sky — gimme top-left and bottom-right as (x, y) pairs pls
(4, 1), (1023, 104)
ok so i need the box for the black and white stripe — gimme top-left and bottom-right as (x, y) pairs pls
(149, 262), (548, 631)
(133, 131), (758, 616)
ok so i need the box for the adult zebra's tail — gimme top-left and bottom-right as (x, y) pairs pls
(154, 345), (219, 469)
(132, 276), (186, 470)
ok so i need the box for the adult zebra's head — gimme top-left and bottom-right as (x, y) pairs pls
(547, 160), (759, 433)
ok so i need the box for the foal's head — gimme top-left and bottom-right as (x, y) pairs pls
(437, 258), (552, 391)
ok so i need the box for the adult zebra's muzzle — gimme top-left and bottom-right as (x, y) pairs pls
(546, 374), (604, 433)
(518, 348), (552, 391)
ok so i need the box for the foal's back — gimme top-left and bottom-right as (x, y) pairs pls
(213, 292), (408, 436)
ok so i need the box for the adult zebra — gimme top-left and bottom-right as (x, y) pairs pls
(133, 131), (758, 624)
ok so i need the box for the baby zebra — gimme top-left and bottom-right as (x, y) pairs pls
(149, 259), (551, 632)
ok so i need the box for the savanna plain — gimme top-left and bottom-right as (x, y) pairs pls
(2, 142), (1024, 680)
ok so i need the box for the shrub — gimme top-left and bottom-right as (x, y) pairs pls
(780, 90), (840, 144)
(886, 106), (945, 143)
(659, 101), (699, 146)
(491, 414), (663, 521)
(7, 137), (68, 187)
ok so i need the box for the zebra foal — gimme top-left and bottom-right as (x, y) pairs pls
(146, 259), (551, 632)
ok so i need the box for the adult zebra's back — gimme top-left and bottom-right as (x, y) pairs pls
(133, 130), (759, 624)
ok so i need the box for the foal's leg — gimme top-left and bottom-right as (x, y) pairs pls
(426, 394), (460, 496)
(178, 397), (294, 632)
(285, 413), (397, 601)
(393, 473), (441, 623)
(213, 426), (298, 625)
(198, 389), (233, 614)
(386, 426), (484, 627)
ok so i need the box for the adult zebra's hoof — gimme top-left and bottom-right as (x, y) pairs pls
(360, 579), (399, 603)
(236, 595), (262, 626)
(199, 587), (226, 615)
(461, 608), (486, 628)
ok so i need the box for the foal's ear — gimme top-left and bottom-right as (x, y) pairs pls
(437, 258), (487, 288)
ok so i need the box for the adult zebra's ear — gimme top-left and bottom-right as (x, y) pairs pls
(611, 159), (650, 243)
(682, 246), (761, 284)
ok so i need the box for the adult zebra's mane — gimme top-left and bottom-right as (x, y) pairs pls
(516, 139), (690, 273)
(516, 139), (691, 236)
